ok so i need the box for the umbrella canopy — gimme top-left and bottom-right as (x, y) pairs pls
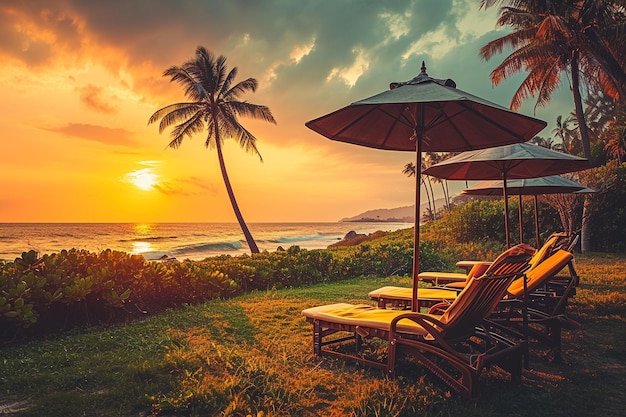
(305, 63), (547, 311)
(425, 143), (589, 247)
(463, 176), (590, 245)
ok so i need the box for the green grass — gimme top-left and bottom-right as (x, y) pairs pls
(1, 255), (625, 416)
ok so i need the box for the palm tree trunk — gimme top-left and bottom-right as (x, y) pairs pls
(420, 177), (433, 221)
(427, 177), (436, 219)
(215, 138), (260, 254)
(581, 196), (592, 253)
(571, 52), (593, 161)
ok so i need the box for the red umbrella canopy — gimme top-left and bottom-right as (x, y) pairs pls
(305, 64), (546, 152)
(305, 63), (547, 311)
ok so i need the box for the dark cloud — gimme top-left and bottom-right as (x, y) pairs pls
(3, 1), (566, 145)
(45, 123), (137, 146)
(0, 1), (82, 67)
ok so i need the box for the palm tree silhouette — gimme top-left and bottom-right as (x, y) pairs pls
(149, 47), (276, 254)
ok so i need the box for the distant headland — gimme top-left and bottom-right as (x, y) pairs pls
(339, 204), (416, 223)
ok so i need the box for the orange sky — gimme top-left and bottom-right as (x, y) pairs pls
(0, 1), (574, 223)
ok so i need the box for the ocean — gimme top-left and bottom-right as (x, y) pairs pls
(0, 222), (413, 262)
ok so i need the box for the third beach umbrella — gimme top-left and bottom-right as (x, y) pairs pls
(305, 62), (546, 311)
(424, 143), (588, 248)
(462, 175), (590, 246)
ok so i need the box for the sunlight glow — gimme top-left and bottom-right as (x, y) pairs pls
(126, 168), (157, 191)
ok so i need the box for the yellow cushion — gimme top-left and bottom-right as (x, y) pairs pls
(368, 286), (457, 303)
(507, 250), (573, 297)
(302, 303), (432, 336)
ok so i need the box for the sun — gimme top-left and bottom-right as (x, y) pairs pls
(126, 168), (157, 191)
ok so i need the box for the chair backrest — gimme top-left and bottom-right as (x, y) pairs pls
(506, 250), (574, 298)
(482, 243), (536, 277)
(439, 244), (536, 340)
(527, 232), (568, 271)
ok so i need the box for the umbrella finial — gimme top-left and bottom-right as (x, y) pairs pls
(390, 62), (457, 89)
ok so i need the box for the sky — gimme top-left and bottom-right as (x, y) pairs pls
(0, 0), (577, 223)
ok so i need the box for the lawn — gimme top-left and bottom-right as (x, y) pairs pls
(0, 254), (625, 416)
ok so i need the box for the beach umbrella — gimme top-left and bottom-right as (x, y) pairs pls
(305, 62), (546, 311)
(424, 143), (589, 248)
(462, 176), (590, 246)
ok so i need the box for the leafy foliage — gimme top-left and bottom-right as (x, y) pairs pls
(0, 241), (447, 341)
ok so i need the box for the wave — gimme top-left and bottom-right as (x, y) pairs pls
(172, 241), (244, 255)
(269, 234), (340, 244)
(119, 236), (179, 242)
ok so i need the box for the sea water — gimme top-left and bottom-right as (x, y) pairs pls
(0, 222), (413, 261)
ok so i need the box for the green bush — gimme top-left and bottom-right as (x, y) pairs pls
(0, 243), (447, 341)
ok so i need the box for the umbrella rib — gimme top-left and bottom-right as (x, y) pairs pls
(456, 101), (528, 141)
(330, 105), (381, 138)
(378, 105), (415, 148)
(424, 103), (472, 149)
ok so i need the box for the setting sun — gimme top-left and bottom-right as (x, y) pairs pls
(126, 168), (157, 191)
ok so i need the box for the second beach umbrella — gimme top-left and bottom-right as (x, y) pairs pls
(425, 143), (589, 248)
(305, 63), (546, 311)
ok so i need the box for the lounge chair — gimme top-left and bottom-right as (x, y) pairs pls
(369, 247), (577, 365)
(487, 250), (579, 362)
(418, 232), (570, 286)
(370, 233), (569, 308)
(370, 243), (538, 309)
(301, 244), (534, 399)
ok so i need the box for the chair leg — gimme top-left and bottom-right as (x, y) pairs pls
(313, 320), (322, 355)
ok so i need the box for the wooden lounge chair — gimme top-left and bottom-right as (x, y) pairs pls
(370, 233), (571, 308)
(418, 232), (570, 286)
(301, 244), (534, 399)
(370, 243), (538, 309)
(370, 249), (576, 362)
(487, 250), (579, 362)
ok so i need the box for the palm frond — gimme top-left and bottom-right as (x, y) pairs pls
(227, 101), (277, 124)
(148, 102), (200, 131)
(168, 111), (204, 149)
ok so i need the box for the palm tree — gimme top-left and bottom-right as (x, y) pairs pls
(551, 115), (580, 154)
(403, 162), (435, 221)
(480, 1), (626, 100)
(148, 47), (276, 254)
(605, 105), (626, 163)
(479, 0), (626, 162)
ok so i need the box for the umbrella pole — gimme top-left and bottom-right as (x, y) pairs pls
(518, 193), (524, 244)
(534, 195), (540, 247)
(503, 172), (511, 248)
(412, 134), (422, 313)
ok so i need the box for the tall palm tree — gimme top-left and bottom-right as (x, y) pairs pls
(148, 47), (276, 254)
(480, 1), (626, 100)
(479, 0), (626, 162)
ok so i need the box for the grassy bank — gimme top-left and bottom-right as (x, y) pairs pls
(1, 254), (625, 416)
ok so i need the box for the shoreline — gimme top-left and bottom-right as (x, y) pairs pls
(0, 222), (414, 262)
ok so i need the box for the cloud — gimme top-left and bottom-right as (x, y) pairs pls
(45, 123), (137, 146)
(76, 84), (117, 114)
(154, 176), (219, 196)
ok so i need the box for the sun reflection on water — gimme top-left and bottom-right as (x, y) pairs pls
(132, 241), (153, 254)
